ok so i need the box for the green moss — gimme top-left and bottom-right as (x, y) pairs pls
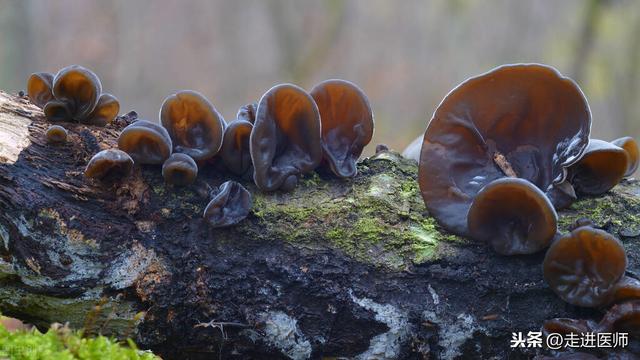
(0, 322), (158, 360)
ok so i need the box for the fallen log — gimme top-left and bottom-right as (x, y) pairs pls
(0, 91), (639, 359)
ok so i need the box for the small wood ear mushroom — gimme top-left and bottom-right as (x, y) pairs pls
(467, 178), (558, 255)
(162, 153), (198, 186)
(250, 84), (322, 191)
(203, 181), (252, 228)
(27, 72), (54, 108)
(221, 120), (253, 176)
(567, 139), (628, 196)
(45, 125), (68, 143)
(598, 300), (640, 336)
(84, 149), (134, 181)
(118, 120), (172, 164)
(543, 225), (627, 307)
(310, 79), (374, 178)
(612, 136), (639, 177)
(160, 90), (225, 161)
(237, 102), (257, 124)
(419, 64), (591, 236)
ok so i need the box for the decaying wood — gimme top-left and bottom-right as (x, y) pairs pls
(1, 91), (639, 359)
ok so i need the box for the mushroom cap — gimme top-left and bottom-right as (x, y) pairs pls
(568, 139), (628, 195)
(598, 300), (640, 335)
(418, 64), (591, 236)
(160, 90), (225, 161)
(310, 79), (374, 178)
(545, 180), (577, 211)
(118, 120), (172, 164)
(237, 102), (257, 124)
(203, 180), (252, 227)
(46, 125), (68, 143)
(609, 276), (640, 305)
(612, 136), (639, 177)
(543, 226), (627, 307)
(86, 93), (120, 126)
(43, 100), (73, 123)
(467, 177), (558, 255)
(250, 83), (322, 191)
(84, 149), (134, 181)
(27, 72), (54, 108)
(162, 153), (198, 186)
(52, 65), (102, 121)
(221, 120), (253, 176)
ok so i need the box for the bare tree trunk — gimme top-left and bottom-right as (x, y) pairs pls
(0, 91), (639, 359)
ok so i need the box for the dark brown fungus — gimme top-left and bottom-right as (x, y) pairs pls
(28, 65), (120, 125)
(51, 65), (102, 121)
(467, 178), (557, 255)
(221, 120), (253, 176)
(542, 318), (597, 335)
(310, 79), (374, 178)
(162, 153), (198, 186)
(84, 149), (133, 181)
(567, 139), (628, 196)
(85, 93), (120, 126)
(160, 90), (225, 161)
(237, 102), (257, 124)
(545, 180), (577, 210)
(598, 300), (640, 335)
(612, 136), (639, 177)
(45, 125), (68, 144)
(250, 84), (322, 191)
(609, 276), (640, 305)
(118, 120), (172, 164)
(203, 180), (252, 227)
(543, 226), (627, 307)
(27, 72), (54, 108)
(418, 64), (591, 236)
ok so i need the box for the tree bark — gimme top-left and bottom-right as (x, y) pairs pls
(0, 91), (639, 359)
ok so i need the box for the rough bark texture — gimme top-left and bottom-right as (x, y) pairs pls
(1, 91), (639, 359)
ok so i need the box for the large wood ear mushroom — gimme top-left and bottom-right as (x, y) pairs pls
(221, 120), (253, 176)
(418, 64), (590, 236)
(51, 65), (102, 121)
(250, 84), (322, 191)
(203, 181), (252, 227)
(567, 139), (628, 195)
(162, 153), (198, 186)
(27, 72), (54, 108)
(467, 178), (557, 255)
(118, 120), (172, 165)
(543, 225), (627, 307)
(612, 136), (639, 177)
(84, 149), (134, 181)
(160, 90), (225, 161)
(310, 79), (374, 178)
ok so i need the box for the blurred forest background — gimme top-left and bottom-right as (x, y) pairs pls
(0, 0), (639, 160)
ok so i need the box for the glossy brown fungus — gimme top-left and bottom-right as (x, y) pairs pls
(162, 153), (198, 186)
(118, 120), (172, 164)
(27, 72), (54, 108)
(609, 276), (640, 305)
(221, 120), (253, 176)
(310, 79), (374, 178)
(250, 83), (322, 191)
(237, 102), (257, 124)
(203, 180), (252, 227)
(160, 90), (225, 161)
(543, 226), (627, 307)
(46, 125), (68, 144)
(467, 177), (558, 255)
(567, 139), (628, 196)
(28, 65), (120, 125)
(418, 64), (591, 236)
(598, 300), (640, 335)
(84, 149), (134, 181)
(612, 136), (639, 177)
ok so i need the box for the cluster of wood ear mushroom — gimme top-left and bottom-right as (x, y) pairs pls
(28, 67), (374, 228)
(417, 64), (640, 340)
